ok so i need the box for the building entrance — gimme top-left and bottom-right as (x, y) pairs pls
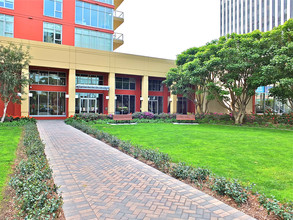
(75, 93), (103, 114)
(80, 98), (97, 113)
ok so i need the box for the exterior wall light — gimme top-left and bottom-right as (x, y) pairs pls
(29, 93), (33, 97)
(65, 94), (69, 98)
(140, 97), (143, 101)
(106, 96), (110, 100)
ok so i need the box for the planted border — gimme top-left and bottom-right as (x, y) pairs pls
(9, 122), (63, 219)
(65, 119), (293, 219)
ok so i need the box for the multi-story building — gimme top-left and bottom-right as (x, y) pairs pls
(220, 0), (292, 114)
(220, 0), (293, 36)
(0, 0), (203, 119)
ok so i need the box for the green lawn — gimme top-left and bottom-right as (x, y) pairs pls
(91, 123), (293, 202)
(0, 126), (22, 201)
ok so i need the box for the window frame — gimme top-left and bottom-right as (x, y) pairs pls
(75, 73), (104, 85)
(43, 22), (62, 44)
(75, 27), (113, 51)
(29, 91), (66, 116)
(75, 0), (113, 30)
(149, 79), (163, 92)
(0, 0), (14, 10)
(0, 14), (14, 37)
(44, 0), (63, 19)
(115, 77), (136, 90)
(30, 70), (66, 86)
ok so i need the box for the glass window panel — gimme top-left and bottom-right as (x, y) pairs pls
(130, 82), (135, 90)
(44, 0), (54, 17)
(49, 92), (58, 115)
(116, 77), (122, 89)
(39, 71), (49, 84)
(29, 91), (39, 115)
(39, 91), (49, 115)
(122, 78), (129, 89)
(158, 97), (163, 114)
(84, 6), (91, 25)
(0, 0), (4, 7)
(130, 95), (135, 113)
(123, 95), (129, 114)
(58, 92), (66, 115)
(115, 95), (123, 114)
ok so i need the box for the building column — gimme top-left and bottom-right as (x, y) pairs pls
(68, 68), (76, 116)
(141, 75), (148, 112)
(108, 72), (115, 114)
(170, 94), (177, 114)
(21, 66), (29, 117)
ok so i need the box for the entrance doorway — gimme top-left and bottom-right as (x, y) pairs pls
(80, 98), (97, 113)
(75, 93), (103, 114)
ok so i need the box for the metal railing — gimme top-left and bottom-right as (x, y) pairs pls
(113, 33), (124, 41)
(113, 10), (124, 19)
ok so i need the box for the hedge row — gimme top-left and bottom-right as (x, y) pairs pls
(9, 122), (63, 219)
(65, 119), (293, 219)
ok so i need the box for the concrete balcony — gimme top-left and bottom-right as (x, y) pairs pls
(113, 10), (124, 30)
(114, 0), (123, 10)
(113, 32), (124, 50)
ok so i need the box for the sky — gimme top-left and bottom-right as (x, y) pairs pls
(115, 0), (220, 60)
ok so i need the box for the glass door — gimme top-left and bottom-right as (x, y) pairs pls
(80, 98), (97, 113)
(148, 99), (158, 114)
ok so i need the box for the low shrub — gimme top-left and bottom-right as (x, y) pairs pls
(258, 195), (293, 220)
(171, 162), (191, 180)
(212, 177), (252, 205)
(9, 123), (63, 219)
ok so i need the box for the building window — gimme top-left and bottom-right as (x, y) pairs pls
(75, 0), (113, 30)
(93, 0), (113, 5)
(0, 14), (13, 37)
(115, 77), (135, 90)
(177, 97), (187, 114)
(76, 74), (103, 85)
(29, 91), (66, 116)
(30, 70), (66, 86)
(75, 93), (103, 114)
(255, 86), (291, 114)
(75, 27), (113, 51)
(44, 0), (62, 19)
(148, 96), (163, 114)
(43, 22), (62, 44)
(149, 79), (163, 92)
(0, 0), (13, 9)
(115, 95), (135, 114)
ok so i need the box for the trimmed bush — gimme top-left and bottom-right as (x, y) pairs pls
(9, 123), (63, 219)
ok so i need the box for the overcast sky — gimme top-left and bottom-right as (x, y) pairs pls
(115, 0), (220, 60)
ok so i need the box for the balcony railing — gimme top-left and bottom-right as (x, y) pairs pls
(114, 10), (124, 19)
(113, 33), (124, 41)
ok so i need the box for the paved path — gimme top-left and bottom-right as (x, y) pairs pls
(37, 120), (254, 220)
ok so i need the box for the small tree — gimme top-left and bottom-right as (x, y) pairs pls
(164, 43), (220, 114)
(262, 19), (293, 111)
(0, 43), (30, 123)
(206, 31), (273, 124)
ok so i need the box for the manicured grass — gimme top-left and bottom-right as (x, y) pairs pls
(0, 126), (22, 201)
(91, 123), (293, 202)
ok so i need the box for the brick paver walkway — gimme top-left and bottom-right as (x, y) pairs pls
(37, 120), (254, 220)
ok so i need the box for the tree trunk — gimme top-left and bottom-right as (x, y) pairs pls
(234, 109), (245, 125)
(0, 102), (9, 123)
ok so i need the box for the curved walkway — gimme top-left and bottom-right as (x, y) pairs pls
(37, 120), (254, 220)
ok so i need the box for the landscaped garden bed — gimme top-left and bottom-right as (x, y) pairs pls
(65, 115), (293, 220)
(0, 118), (64, 219)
